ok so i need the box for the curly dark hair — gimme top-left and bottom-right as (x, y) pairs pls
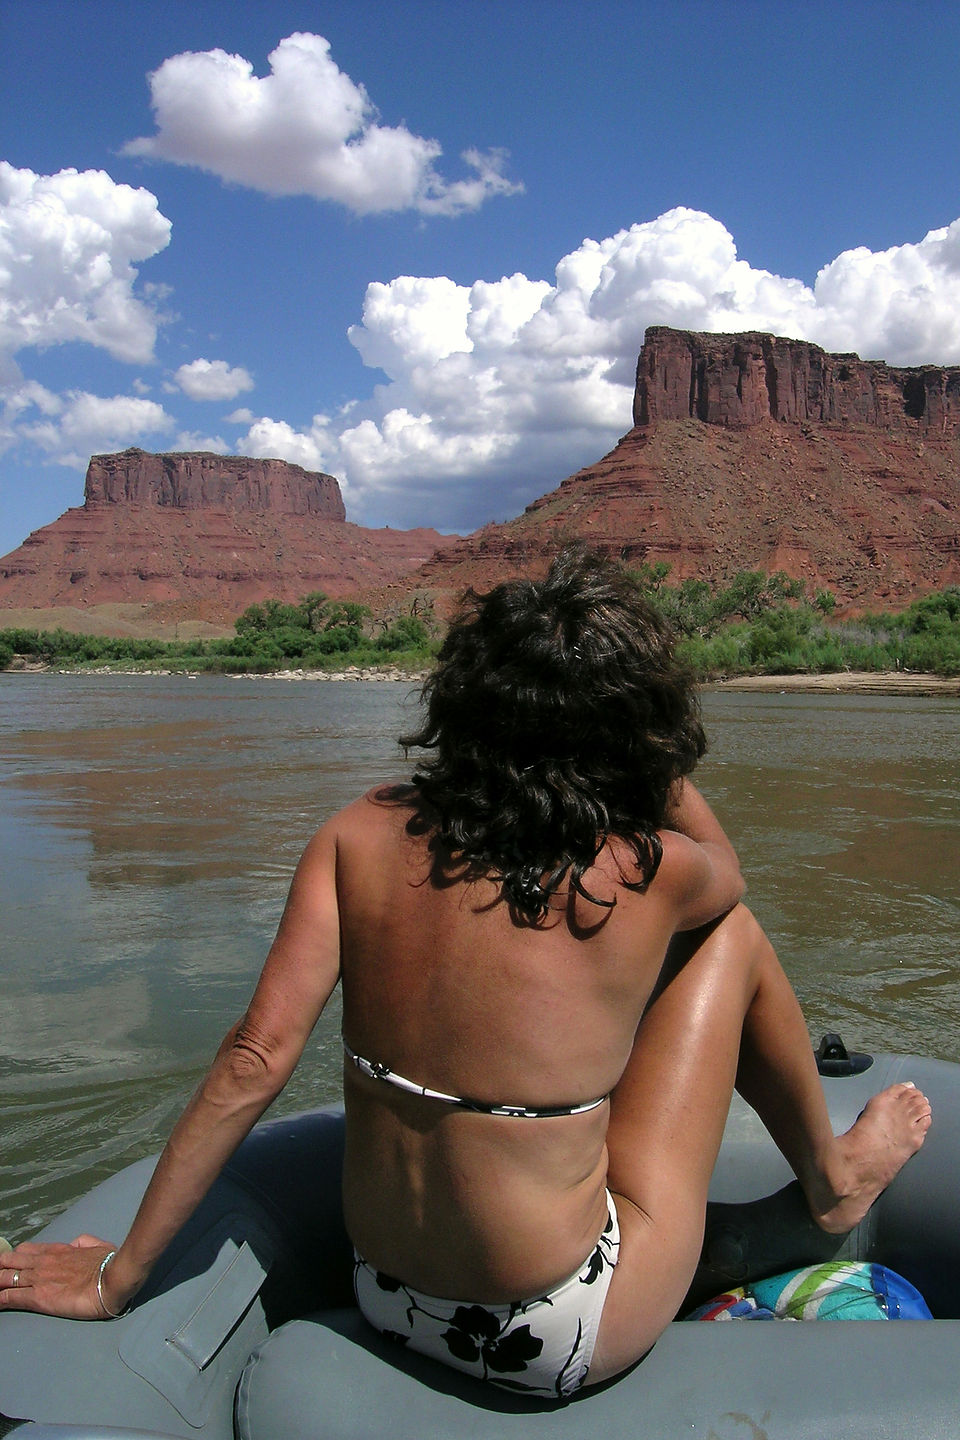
(401, 545), (706, 921)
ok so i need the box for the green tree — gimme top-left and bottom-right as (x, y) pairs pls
(375, 615), (430, 652)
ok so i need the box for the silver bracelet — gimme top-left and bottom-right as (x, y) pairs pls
(96, 1250), (127, 1319)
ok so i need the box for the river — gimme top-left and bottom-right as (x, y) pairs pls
(1, 674), (957, 1240)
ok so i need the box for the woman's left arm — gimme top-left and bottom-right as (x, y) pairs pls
(0, 821), (343, 1320)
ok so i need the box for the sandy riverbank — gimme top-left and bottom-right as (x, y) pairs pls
(2, 660), (431, 683)
(709, 671), (960, 697)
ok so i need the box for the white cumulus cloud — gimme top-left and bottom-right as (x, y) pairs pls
(8, 387), (174, 468)
(811, 218), (960, 363)
(124, 32), (522, 217)
(171, 430), (231, 453)
(174, 358), (254, 401)
(0, 163), (172, 367)
(240, 415), (335, 476)
(231, 207), (960, 532)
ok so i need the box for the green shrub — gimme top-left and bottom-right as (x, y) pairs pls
(375, 615), (430, 652)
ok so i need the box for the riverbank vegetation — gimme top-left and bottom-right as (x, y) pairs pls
(1, 577), (958, 678)
(632, 568), (960, 678)
(0, 593), (436, 675)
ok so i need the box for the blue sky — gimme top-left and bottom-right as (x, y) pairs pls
(2, 0), (959, 557)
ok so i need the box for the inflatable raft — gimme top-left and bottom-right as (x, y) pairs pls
(2, 1037), (959, 1440)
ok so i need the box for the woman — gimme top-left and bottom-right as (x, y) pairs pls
(0, 548), (931, 1397)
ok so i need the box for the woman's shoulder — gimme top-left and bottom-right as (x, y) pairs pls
(649, 826), (709, 886)
(320, 784), (429, 846)
(602, 828), (707, 900)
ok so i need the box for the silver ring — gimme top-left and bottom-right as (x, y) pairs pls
(11, 1270), (19, 1287)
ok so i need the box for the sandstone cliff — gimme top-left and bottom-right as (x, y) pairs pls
(635, 327), (960, 435)
(84, 448), (346, 519)
(0, 449), (442, 623)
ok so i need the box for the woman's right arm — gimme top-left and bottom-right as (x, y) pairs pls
(659, 779), (745, 930)
(0, 820), (344, 1321)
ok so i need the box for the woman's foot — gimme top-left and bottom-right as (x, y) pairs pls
(804, 1082), (932, 1235)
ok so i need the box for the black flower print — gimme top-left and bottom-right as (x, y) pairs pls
(580, 1211), (618, 1286)
(441, 1304), (544, 1377)
(580, 1246), (607, 1285)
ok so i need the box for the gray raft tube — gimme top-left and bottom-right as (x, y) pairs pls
(2, 1044), (959, 1440)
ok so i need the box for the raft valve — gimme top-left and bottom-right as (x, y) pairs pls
(815, 1033), (874, 1077)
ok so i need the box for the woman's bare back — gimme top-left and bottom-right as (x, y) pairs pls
(333, 786), (704, 1300)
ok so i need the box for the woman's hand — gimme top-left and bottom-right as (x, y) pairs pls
(0, 1235), (128, 1320)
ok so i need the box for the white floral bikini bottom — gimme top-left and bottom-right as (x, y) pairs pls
(353, 1190), (620, 1399)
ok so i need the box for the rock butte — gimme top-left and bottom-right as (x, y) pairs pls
(1, 327), (958, 632)
(0, 450), (445, 629)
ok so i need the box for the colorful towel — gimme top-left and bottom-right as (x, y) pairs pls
(686, 1261), (931, 1322)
